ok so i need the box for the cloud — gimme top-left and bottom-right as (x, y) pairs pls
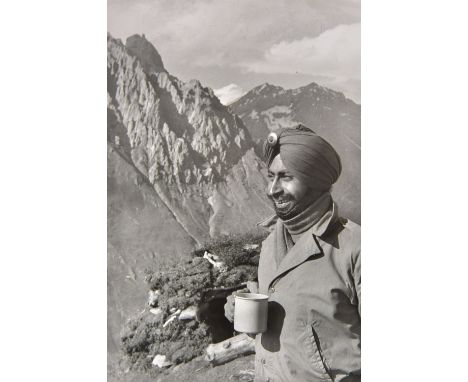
(108, 0), (360, 101)
(241, 23), (360, 82)
(108, 0), (360, 69)
(213, 84), (246, 105)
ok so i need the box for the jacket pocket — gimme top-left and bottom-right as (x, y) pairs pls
(298, 320), (333, 381)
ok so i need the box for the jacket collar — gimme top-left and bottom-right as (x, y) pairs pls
(268, 201), (339, 288)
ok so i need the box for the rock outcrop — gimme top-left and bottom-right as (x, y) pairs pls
(107, 34), (273, 381)
(108, 34), (272, 243)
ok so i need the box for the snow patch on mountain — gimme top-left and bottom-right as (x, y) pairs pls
(260, 105), (298, 131)
(213, 83), (246, 105)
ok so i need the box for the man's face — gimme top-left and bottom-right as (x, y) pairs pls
(267, 154), (322, 220)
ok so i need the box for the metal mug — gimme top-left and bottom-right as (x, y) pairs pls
(234, 292), (269, 334)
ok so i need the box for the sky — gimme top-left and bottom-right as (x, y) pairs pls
(108, 0), (360, 103)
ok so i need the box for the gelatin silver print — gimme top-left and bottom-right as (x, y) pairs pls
(108, 1), (360, 380)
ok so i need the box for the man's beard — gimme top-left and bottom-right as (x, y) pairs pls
(269, 196), (303, 220)
(269, 190), (323, 220)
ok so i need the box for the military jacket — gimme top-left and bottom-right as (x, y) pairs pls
(255, 207), (361, 381)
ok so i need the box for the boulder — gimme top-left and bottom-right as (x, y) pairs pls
(152, 354), (173, 368)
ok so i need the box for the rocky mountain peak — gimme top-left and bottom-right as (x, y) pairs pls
(180, 78), (220, 109)
(297, 82), (320, 93)
(296, 82), (348, 101)
(107, 34), (257, 193)
(250, 82), (284, 96)
(125, 34), (166, 74)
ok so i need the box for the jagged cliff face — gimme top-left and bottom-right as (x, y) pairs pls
(109, 37), (246, 185)
(107, 34), (273, 377)
(230, 83), (361, 224)
(108, 34), (269, 243)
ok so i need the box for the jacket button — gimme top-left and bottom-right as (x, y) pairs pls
(261, 358), (266, 364)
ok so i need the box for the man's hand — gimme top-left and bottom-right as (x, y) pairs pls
(224, 292), (239, 323)
(224, 281), (259, 323)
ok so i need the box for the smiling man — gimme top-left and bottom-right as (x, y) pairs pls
(226, 124), (361, 381)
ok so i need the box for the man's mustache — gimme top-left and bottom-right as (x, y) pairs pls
(268, 195), (294, 203)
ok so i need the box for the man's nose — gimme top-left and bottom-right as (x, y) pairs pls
(267, 176), (281, 197)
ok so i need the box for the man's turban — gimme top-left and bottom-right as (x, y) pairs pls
(263, 124), (342, 191)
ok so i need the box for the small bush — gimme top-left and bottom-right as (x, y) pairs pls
(121, 231), (268, 374)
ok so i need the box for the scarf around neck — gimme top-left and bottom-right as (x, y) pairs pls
(273, 192), (334, 265)
(281, 192), (333, 235)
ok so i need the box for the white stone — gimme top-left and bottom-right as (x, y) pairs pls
(148, 290), (160, 306)
(203, 251), (226, 271)
(163, 309), (181, 327)
(179, 306), (197, 320)
(162, 315), (177, 328)
(243, 244), (259, 250)
(152, 354), (172, 368)
(204, 251), (220, 261)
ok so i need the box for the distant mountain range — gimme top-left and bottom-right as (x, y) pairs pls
(107, 33), (360, 380)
